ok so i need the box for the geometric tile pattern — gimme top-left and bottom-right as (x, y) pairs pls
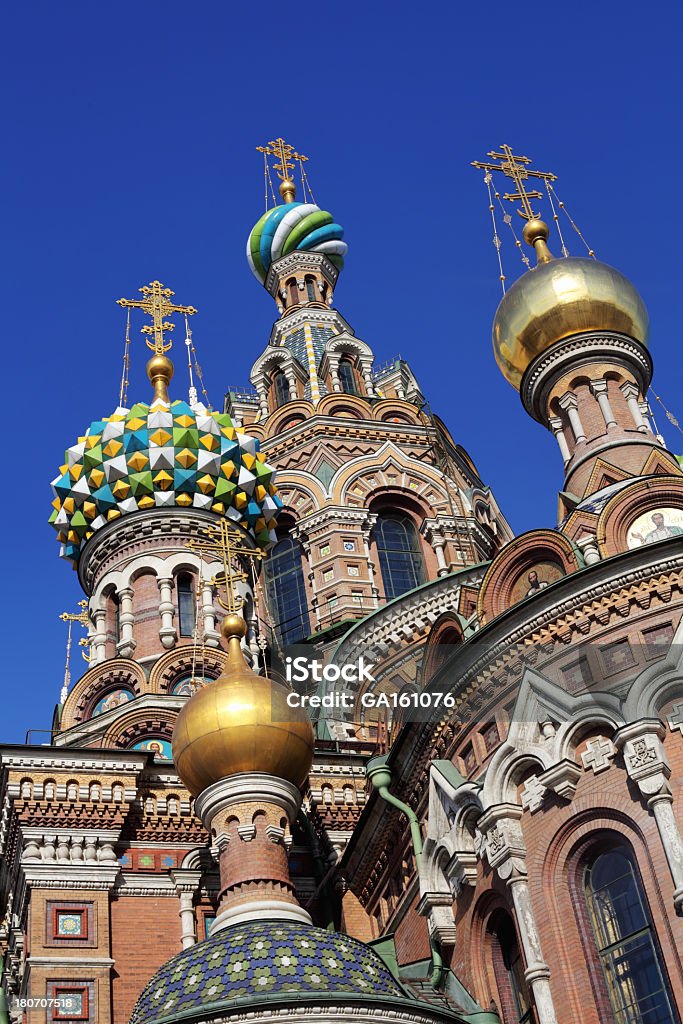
(129, 921), (406, 1024)
(49, 399), (282, 565)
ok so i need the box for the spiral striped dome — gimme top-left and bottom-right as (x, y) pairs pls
(247, 202), (347, 284)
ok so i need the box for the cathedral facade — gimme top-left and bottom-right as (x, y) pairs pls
(1, 141), (682, 1024)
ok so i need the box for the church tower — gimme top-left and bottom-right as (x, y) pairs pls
(229, 138), (513, 655)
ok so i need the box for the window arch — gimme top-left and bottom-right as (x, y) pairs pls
(373, 513), (426, 600)
(583, 846), (677, 1024)
(273, 370), (290, 409)
(286, 277), (298, 306)
(177, 573), (195, 637)
(489, 911), (533, 1024)
(305, 275), (317, 302)
(263, 534), (310, 644)
(338, 358), (358, 395)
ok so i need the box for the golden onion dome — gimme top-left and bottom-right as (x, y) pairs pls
(172, 615), (314, 797)
(492, 220), (649, 390)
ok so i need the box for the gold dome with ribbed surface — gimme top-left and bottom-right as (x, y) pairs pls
(493, 246), (649, 390)
(172, 615), (314, 797)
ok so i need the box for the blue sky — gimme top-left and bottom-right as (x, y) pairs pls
(2, 1), (682, 740)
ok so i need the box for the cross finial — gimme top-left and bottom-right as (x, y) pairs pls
(59, 600), (90, 703)
(117, 280), (197, 356)
(256, 137), (308, 204)
(472, 144), (557, 221)
(187, 521), (265, 617)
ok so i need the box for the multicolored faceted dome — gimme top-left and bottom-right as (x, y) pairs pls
(49, 400), (282, 565)
(247, 202), (347, 284)
(129, 921), (406, 1024)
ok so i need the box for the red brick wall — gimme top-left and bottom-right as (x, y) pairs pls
(110, 897), (180, 1023)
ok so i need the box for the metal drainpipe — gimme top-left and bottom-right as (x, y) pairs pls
(366, 755), (444, 990)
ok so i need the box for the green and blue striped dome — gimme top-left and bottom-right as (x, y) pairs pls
(247, 202), (347, 284)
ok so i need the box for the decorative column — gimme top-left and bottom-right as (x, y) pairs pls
(171, 870), (202, 949)
(590, 379), (617, 428)
(284, 367), (298, 401)
(620, 381), (649, 432)
(615, 720), (683, 915)
(424, 524), (449, 577)
(201, 579), (220, 648)
(157, 576), (177, 649)
(548, 417), (571, 464)
(92, 608), (107, 665)
(116, 586), (136, 659)
(360, 359), (376, 398)
(576, 535), (601, 565)
(361, 515), (380, 608)
(329, 356), (342, 392)
(479, 804), (558, 1024)
(558, 393), (586, 444)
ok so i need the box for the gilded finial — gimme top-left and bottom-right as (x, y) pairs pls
(256, 137), (308, 204)
(472, 145), (557, 264)
(187, 520), (265, 614)
(117, 281), (197, 402)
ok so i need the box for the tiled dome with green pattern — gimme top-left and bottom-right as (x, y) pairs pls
(49, 400), (282, 565)
(129, 921), (407, 1024)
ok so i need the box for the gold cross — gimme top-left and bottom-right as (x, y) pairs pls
(60, 599), (89, 627)
(187, 521), (265, 614)
(472, 144), (557, 221)
(59, 601), (90, 698)
(117, 280), (197, 356)
(256, 137), (308, 184)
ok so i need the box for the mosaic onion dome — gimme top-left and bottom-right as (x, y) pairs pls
(172, 615), (314, 796)
(493, 219), (649, 390)
(49, 399), (282, 565)
(129, 920), (407, 1024)
(247, 202), (347, 283)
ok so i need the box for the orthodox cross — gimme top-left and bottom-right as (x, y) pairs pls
(256, 137), (308, 186)
(472, 144), (557, 221)
(117, 280), (197, 355)
(59, 600), (90, 702)
(187, 520), (265, 614)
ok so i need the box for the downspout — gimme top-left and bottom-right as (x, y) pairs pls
(366, 755), (444, 990)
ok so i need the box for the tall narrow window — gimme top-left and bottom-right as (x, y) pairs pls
(273, 371), (290, 409)
(305, 276), (317, 302)
(263, 535), (310, 644)
(287, 278), (298, 306)
(374, 513), (426, 600)
(338, 359), (357, 395)
(490, 912), (533, 1023)
(585, 848), (677, 1024)
(112, 593), (121, 642)
(177, 574), (195, 637)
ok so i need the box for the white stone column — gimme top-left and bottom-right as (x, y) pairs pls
(202, 579), (220, 648)
(361, 515), (380, 608)
(558, 393), (586, 444)
(576, 534), (601, 565)
(329, 356), (342, 393)
(548, 417), (571, 464)
(284, 368), (298, 401)
(615, 721), (683, 914)
(158, 576), (177, 649)
(92, 608), (107, 664)
(171, 870), (202, 949)
(360, 359), (376, 398)
(590, 379), (617, 428)
(116, 586), (136, 658)
(620, 382), (649, 433)
(479, 804), (558, 1024)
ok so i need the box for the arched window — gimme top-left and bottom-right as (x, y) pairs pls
(111, 592), (121, 642)
(286, 278), (298, 306)
(584, 847), (677, 1024)
(338, 359), (357, 395)
(263, 534), (310, 644)
(489, 912), (533, 1023)
(305, 275), (317, 302)
(373, 513), (426, 600)
(273, 371), (290, 409)
(177, 574), (195, 637)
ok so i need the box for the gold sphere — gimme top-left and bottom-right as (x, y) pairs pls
(279, 179), (296, 202)
(146, 354), (174, 381)
(492, 257), (649, 390)
(522, 218), (550, 247)
(172, 618), (314, 797)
